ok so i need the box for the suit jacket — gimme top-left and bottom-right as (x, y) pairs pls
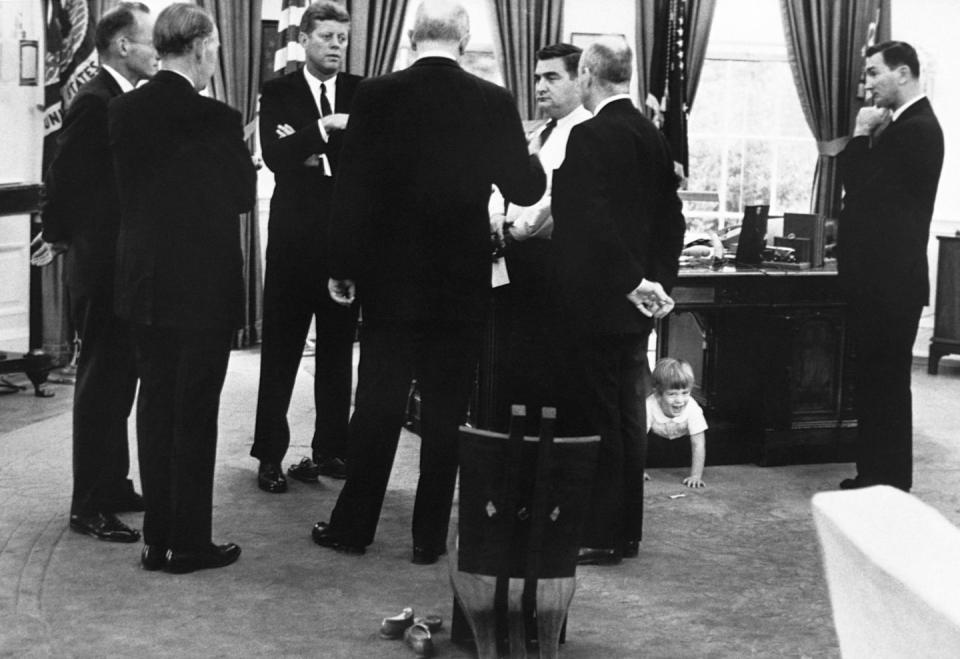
(327, 57), (545, 323)
(837, 97), (944, 308)
(552, 98), (686, 336)
(109, 71), (257, 330)
(259, 69), (362, 263)
(42, 69), (124, 299)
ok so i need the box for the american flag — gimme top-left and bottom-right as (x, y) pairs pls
(274, 0), (308, 73)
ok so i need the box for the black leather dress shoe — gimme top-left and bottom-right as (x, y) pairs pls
(311, 521), (365, 555)
(141, 544), (167, 571)
(316, 456), (347, 480)
(163, 543), (242, 574)
(622, 540), (640, 558)
(577, 547), (622, 566)
(411, 546), (447, 566)
(258, 462), (287, 493)
(70, 512), (141, 543)
(287, 457), (320, 483)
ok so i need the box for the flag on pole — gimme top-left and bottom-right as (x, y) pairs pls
(274, 0), (308, 73)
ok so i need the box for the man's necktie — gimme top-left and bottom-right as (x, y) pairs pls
(538, 118), (557, 147)
(319, 82), (332, 117)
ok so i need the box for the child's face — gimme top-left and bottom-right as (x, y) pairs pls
(657, 387), (691, 418)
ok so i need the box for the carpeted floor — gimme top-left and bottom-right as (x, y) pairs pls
(1, 345), (958, 658)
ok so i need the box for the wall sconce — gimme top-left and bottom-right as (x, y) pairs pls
(19, 39), (38, 86)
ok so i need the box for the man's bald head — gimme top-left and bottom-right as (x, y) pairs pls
(580, 37), (633, 87)
(410, 0), (469, 47)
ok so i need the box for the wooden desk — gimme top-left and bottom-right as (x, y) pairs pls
(657, 264), (856, 467)
(929, 236), (960, 374)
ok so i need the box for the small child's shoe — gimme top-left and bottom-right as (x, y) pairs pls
(380, 607), (415, 639)
(404, 622), (434, 657)
(413, 614), (442, 633)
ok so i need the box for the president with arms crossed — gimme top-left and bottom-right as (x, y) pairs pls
(312, 0), (545, 565)
(837, 40), (943, 492)
(552, 39), (685, 566)
(251, 0), (362, 493)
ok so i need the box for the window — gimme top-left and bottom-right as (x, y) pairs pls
(686, 0), (816, 232)
(393, 0), (503, 85)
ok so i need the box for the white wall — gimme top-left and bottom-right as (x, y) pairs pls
(0, 0), (45, 352)
(563, 0), (638, 101)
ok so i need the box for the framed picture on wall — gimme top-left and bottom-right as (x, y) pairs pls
(569, 32), (627, 49)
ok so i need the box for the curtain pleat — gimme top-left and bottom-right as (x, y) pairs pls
(348, 0), (410, 76)
(197, 0), (265, 348)
(779, 0), (891, 218)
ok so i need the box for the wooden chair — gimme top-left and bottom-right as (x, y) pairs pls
(449, 405), (600, 658)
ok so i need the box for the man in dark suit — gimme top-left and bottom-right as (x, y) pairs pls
(109, 3), (256, 573)
(251, 1), (361, 494)
(837, 40), (944, 492)
(311, 0), (545, 565)
(35, 2), (156, 544)
(552, 38), (685, 566)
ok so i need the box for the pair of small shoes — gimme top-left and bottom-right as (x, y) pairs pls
(379, 607), (415, 639)
(404, 622), (434, 657)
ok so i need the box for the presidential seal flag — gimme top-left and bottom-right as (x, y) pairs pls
(38, 0), (97, 363)
(43, 0), (98, 166)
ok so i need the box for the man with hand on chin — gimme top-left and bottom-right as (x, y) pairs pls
(836, 40), (943, 493)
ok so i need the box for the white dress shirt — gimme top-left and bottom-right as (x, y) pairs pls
(303, 67), (338, 176)
(489, 105), (592, 241)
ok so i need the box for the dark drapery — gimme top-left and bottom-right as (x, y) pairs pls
(197, 0), (264, 348)
(492, 0), (564, 120)
(637, 0), (716, 176)
(780, 0), (890, 218)
(347, 0), (410, 76)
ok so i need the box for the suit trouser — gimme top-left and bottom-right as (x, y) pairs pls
(133, 324), (231, 551)
(68, 282), (138, 515)
(329, 319), (483, 550)
(251, 250), (357, 465)
(250, 250), (357, 463)
(498, 239), (591, 436)
(575, 332), (650, 549)
(848, 301), (923, 491)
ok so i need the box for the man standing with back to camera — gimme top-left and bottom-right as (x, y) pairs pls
(251, 1), (361, 494)
(110, 2), (257, 573)
(311, 0), (545, 565)
(36, 2), (156, 544)
(552, 38), (685, 566)
(836, 40), (943, 492)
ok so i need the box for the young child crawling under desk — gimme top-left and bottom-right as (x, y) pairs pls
(646, 357), (707, 488)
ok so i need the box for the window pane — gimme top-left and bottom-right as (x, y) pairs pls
(687, 0), (814, 218)
(776, 142), (818, 211)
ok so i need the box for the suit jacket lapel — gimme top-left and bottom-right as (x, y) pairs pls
(97, 68), (124, 98)
(291, 68), (321, 120)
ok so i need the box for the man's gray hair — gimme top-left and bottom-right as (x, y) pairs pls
(582, 38), (633, 85)
(410, 0), (469, 44)
(153, 2), (214, 57)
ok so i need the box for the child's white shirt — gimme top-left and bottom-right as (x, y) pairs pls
(646, 394), (708, 440)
